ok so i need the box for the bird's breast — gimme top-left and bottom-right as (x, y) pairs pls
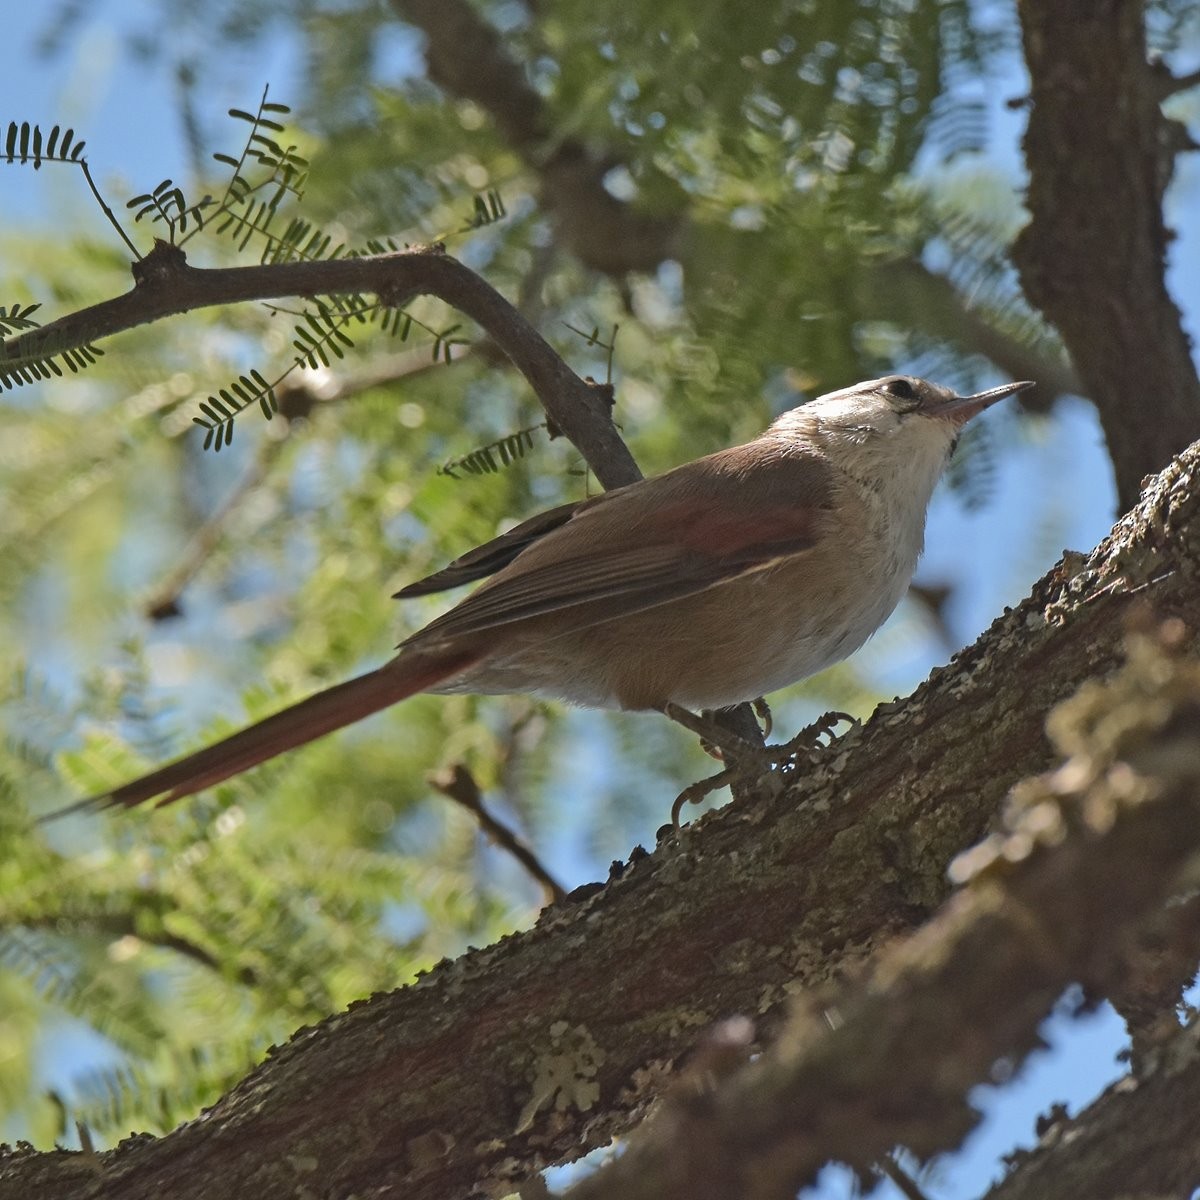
(522, 533), (915, 711)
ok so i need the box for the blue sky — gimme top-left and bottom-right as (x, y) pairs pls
(4, 4), (1200, 1196)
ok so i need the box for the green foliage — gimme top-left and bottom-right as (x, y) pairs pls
(194, 369), (279, 450)
(0, 291), (105, 392)
(0, 302), (41, 335)
(0, 659), (515, 1139)
(126, 179), (210, 241)
(199, 91), (310, 254)
(3, 121), (85, 169)
(1, 87), (509, 449)
(0, 333), (105, 392)
(439, 424), (546, 477)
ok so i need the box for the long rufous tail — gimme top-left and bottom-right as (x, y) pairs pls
(43, 651), (478, 821)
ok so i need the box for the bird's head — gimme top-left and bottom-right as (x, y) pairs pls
(766, 374), (1035, 507)
(772, 374), (1033, 460)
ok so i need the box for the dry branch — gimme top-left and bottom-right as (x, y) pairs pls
(393, 0), (681, 275)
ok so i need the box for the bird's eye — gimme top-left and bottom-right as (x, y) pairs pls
(885, 378), (915, 400)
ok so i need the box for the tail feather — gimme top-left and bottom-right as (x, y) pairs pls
(44, 651), (479, 821)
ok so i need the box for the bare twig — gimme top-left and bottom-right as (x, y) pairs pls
(13, 911), (224, 976)
(1150, 60), (1200, 101)
(143, 433), (288, 621)
(429, 762), (567, 905)
(877, 1157), (931, 1200)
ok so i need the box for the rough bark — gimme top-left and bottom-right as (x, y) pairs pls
(4, 418), (1200, 1200)
(1015, 0), (1200, 508)
(563, 625), (1200, 1200)
(983, 1028), (1200, 1200)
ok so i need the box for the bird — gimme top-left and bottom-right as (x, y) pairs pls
(48, 374), (1033, 819)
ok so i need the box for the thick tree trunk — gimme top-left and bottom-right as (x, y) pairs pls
(1015, 0), (1200, 508)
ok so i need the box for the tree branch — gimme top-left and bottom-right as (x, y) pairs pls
(392, 0), (1079, 406)
(985, 1020), (1200, 1197)
(143, 430), (289, 621)
(142, 348), (462, 620)
(8, 408), (1200, 1199)
(1, 241), (643, 491)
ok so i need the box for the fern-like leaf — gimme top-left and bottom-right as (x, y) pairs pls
(0, 302), (41, 335)
(191, 370), (278, 451)
(0, 329), (105, 392)
(264, 217), (346, 266)
(3, 121), (85, 167)
(191, 292), (473, 450)
(430, 323), (467, 364)
(439, 425), (545, 478)
(184, 85), (307, 254)
(462, 189), (507, 231)
(125, 178), (211, 240)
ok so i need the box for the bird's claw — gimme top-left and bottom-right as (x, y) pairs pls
(670, 766), (736, 829)
(777, 710), (857, 755)
(751, 696), (773, 740)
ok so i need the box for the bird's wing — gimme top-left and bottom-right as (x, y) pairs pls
(403, 448), (834, 647)
(394, 497), (604, 597)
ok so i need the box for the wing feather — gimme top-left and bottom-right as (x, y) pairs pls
(394, 497), (603, 598)
(404, 528), (818, 647)
(399, 441), (836, 648)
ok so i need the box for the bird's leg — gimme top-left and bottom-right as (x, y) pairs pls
(750, 696), (773, 740)
(662, 701), (772, 829)
(659, 702), (760, 760)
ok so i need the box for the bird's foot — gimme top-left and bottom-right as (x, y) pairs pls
(750, 696), (773, 740)
(774, 710), (857, 757)
(667, 708), (858, 830)
(669, 765), (737, 829)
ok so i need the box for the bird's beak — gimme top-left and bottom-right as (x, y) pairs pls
(927, 379), (1036, 426)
